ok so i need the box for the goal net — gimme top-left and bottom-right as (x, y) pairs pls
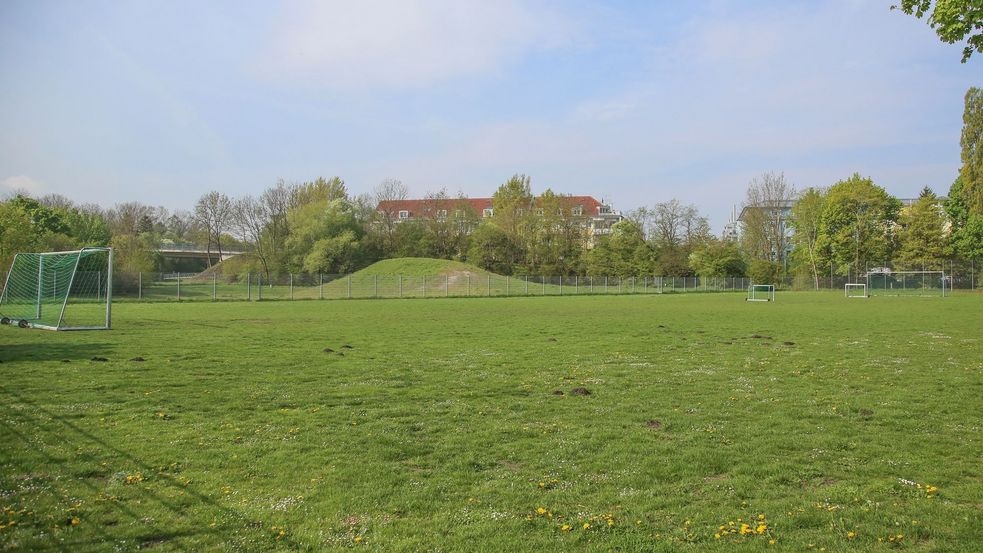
(844, 283), (868, 298)
(746, 284), (775, 302)
(865, 270), (947, 298)
(0, 247), (112, 330)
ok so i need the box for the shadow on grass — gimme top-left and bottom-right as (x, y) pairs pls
(0, 342), (114, 363)
(0, 386), (284, 550)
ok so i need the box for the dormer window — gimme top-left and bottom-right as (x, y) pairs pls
(398, 210), (409, 219)
(572, 206), (583, 216)
(483, 208), (493, 217)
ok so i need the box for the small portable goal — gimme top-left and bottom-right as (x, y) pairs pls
(746, 284), (775, 302)
(0, 247), (112, 330)
(844, 283), (868, 298)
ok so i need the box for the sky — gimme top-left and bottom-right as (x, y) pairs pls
(0, 0), (979, 231)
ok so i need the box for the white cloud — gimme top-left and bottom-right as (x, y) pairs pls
(256, 0), (573, 89)
(1, 175), (44, 196)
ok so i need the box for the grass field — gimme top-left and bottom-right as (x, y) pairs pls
(1, 292), (981, 551)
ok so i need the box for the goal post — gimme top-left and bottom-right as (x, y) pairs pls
(0, 247), (113, 330)
(746, 284), (775, 302)
(865, 270), (947, 297)
(844, 283), (868, 298)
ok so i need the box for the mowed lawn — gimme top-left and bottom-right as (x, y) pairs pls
(1, 293), (981, 552)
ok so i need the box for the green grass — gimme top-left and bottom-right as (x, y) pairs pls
(1, 293), (981, 551)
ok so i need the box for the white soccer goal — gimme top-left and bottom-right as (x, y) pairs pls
(844, 283), (868, 298)
(865, 270), (947, 298)
(746, 284), (775, 302)
(0, 247), (113, 330)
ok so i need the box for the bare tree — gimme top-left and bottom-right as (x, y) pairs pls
(650, 199), (707, 247)
(194, 191), (232, 267)
(740, 172), (797, 266)
(372, 178), (408, 255)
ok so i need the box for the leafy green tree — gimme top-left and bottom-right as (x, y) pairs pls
(895, 187), (950, 269)
(467, 222), (521, 275)
(0, 201), (37, 270)
(285, 197), (363, 273)
(815, 174), (901, 276)
(892, 1), (983, 62)
(951, 215), (983, 260)
(584, 220), (655, 278)
(688, 238), (746, 278)
(739, 172), (796, 269)
(788, 188), (827, 289)
(959, 87), (983, 214)
(490, 174), (534, 267)
(747, 259), (783, 285)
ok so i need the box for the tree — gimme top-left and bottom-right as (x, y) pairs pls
(814, 173), (901, 277)
(584, 219), (654, 278)
(788, 187), (827, 289)
(688, 238), (746, 278)
(0, 201), (36, 270)
(892, 1), (983, 62)
(739, 172), (797, 270)
(371, 178), (408, 256)
(895, 187), (950, 269)
(960, 87), (983, 215)
(467, 223), (520, 275)
(194, 192), (232, 267)
(490, 174), (535, 268)
(646, 199), (709, 276)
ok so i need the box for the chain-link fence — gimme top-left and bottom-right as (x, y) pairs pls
(2, 267), (980, 303)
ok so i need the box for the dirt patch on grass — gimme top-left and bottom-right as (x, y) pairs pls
(91, 357), (108, 362)
(341, 344), (354, 349)
(547, 337), (557, 342)
(570, 387), (591, 396)
(551, 390), (565, 396)
(130, 357), (146, 362)
(322, 348), (334, 353)
(138, 535), (171, 549)
(782, 341), (795, 346)
(646, 419), (662, 430)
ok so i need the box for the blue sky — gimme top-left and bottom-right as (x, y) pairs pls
(0, 0), (979, 230)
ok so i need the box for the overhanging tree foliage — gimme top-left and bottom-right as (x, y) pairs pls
(893, 1), (983, 62)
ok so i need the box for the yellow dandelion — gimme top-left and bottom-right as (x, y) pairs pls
(70, 517), (80, 526)
(354, 536), (362, 543)
(758, 514), (765, 520)
(714, 533), (721, 539)
(561, 524), (571, 532)
(847, 531), (856, 539)
(583, 522), (590, 530)
(769, 539), (776, 545)
(757, 524), (767, 534)
(536, 507), (547, 515)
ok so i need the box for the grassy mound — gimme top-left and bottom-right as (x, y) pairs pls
(349, 257), (496, 278)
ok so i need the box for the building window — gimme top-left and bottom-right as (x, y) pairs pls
(599, 205), (611, 214)
(455, 209), (464, 218)
(437, 209), (448, 219)
(572, 206), (583, 216)
(535, 208), (544, 216)
(483, 208), (493, 218)
(398, 210), (409, 219)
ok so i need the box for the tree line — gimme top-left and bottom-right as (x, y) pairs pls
(2, 87), (981, 284)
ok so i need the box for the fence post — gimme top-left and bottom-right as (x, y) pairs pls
(590, 276), (593, 294)
(348, 275), (352, 299)
(247, 273), (251, 301)
(575, 275), (579, 295)
(543, 276), (546, 295)
(605, 276), (608, 294)
(399, 275), (402, 298)
(559, 276), (562, 296)
(258, 274), (262, 300)
(524, 275), (528, 295)
(424, 275), (427, 298)
(467, 274), (470, 296)
(138, 272), (143, 300)
(319, 273), (323, 300)
(506, 276), (510, 296)
(487, 275), (491, 296)
(445, 274), (449, 297)
(289, 273), (293, 300)
(176, 274), (181, 301)
(213, 273), (217, 301)
(375, 274), (379, 298)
